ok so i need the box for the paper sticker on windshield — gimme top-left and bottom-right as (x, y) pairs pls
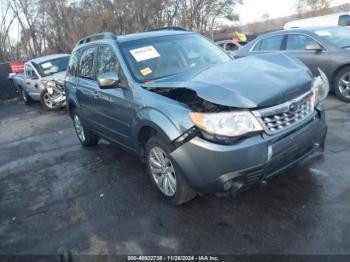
(130, 46), (160, 62)
(41, 62), (52, 69)
(315, 30), (331, 37)
(140, 67), (152, 76)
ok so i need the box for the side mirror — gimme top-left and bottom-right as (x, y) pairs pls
(97, 72), (121, 89)
(305, 43), (323, 52)
(31, 75), (39, 80)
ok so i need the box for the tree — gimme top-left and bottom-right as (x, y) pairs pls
(295, 0), (330, 16)
(0, 1), (16, 60)
(3, 0), (243, 59)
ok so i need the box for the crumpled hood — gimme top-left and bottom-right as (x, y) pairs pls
(143, 53), (313, 109)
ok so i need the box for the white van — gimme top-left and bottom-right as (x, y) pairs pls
(284, 12), (350, 29)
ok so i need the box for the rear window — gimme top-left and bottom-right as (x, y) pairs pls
(254, 35), (284, 51)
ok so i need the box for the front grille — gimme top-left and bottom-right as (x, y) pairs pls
(253, 91), (314, 135)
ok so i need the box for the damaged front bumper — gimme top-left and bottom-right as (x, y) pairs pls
(170, 107), (327, 195)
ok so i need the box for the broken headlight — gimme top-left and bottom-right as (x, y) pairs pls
(190, 111), (263, 144)
(41, 80), (56, 95)
(312, 69), (329, 105)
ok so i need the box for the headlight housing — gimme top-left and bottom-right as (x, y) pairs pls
(312, 69), (329, 105)
(190, 111), (263, 144)
(40, 80), (48, 91)
(41, 80), (56, 95)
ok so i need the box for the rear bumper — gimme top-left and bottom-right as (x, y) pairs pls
(170, 108), (327, 194)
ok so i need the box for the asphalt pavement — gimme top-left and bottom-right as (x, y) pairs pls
(0, 96), (349, 256)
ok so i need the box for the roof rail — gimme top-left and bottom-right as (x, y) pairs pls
(77, 32), (117, 46)
(147, 26), (188, 32)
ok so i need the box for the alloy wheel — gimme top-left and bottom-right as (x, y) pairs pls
(43, 92), (56, 109)
(338, 72), (350, 99)
(22, 90), (28, 102)
(149, 146), (177, 197)
(73, 115), (86, 142)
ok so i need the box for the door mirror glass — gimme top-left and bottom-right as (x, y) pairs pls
(305, 43), (323, 51)
(97, 72), (120, 89)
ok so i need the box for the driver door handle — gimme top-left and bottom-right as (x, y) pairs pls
(93, 90), (99, 99)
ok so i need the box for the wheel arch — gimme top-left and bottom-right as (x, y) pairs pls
(67, 98), (78, 118)
(134, 109), (183, 160)
(331, 64), (350, 89)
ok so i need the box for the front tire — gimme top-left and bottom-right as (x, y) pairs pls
(145, 136), (196, 205)
(40, 90), (62, 111)
(333, 67), (350, 103)
(72, 110), (99, 147)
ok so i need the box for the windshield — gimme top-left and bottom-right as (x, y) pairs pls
(36, 56), (69, 77)
(120, 34), (231, 82)
(314, 27), (350, 48)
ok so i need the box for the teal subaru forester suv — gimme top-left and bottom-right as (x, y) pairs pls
(65, 27), (327, 205)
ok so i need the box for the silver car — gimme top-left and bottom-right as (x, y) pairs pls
(235, 26), (350, 102)
(12, 54), (69, 110)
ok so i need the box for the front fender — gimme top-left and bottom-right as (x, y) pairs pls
(134, 107), (182, 142)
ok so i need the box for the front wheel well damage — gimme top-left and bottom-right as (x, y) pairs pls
(138, 125), (195, 161)
(138, 126), (158, 161)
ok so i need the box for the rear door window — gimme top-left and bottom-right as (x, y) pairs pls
(78, 47), (96, 80)
(254, 35), (284, 51)
(286, 34), (319, 50)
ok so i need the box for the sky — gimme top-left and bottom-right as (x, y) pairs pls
(235, 0), (350, 24)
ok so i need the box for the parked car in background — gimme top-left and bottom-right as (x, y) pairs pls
(235, 26), (350, 102)
(12, 54), (69, 110)
(284, 12), (350, 29)
(216, 40), (242, 56)
(66, 29), (328, 205)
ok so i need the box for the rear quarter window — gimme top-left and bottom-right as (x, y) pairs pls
(78, 47), (95, 79)
(67, 51), (80, 76)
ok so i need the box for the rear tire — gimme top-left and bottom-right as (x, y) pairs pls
(333, 67), (350, 103)
(145, 135), (197, 205)
(20, 88), (31, 105)
(71, 109), (99, 147)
